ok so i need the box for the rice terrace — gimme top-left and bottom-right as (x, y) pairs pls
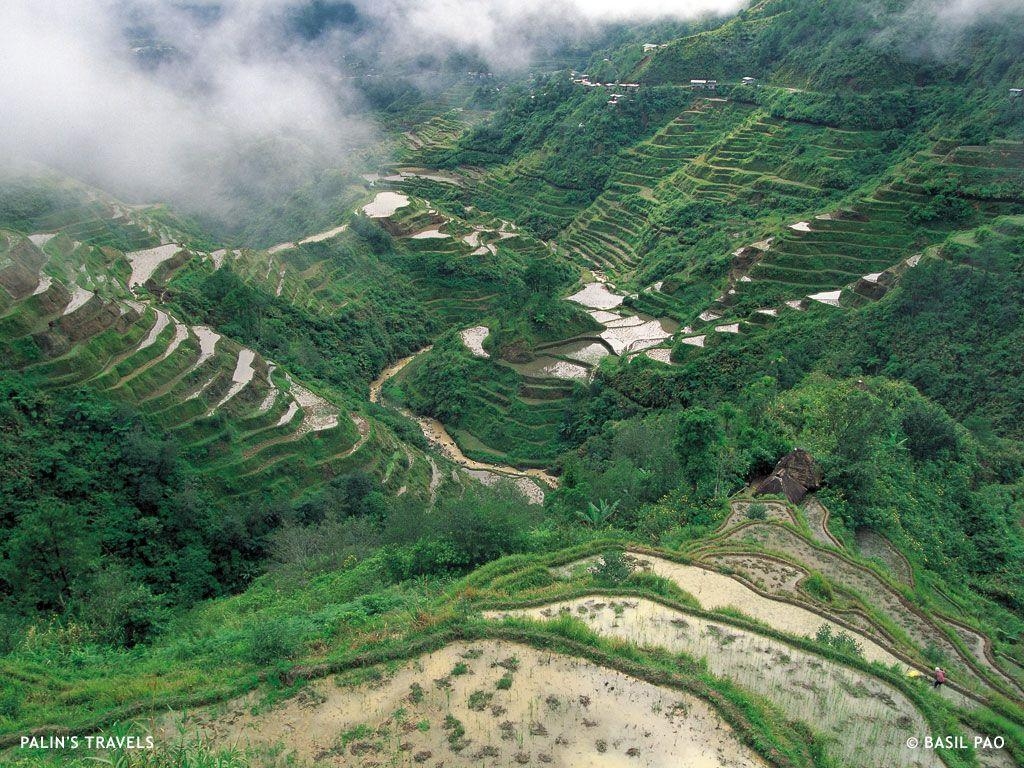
(1, 1), (1023, 768)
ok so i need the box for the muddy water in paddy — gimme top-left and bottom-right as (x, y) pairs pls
(601, 315), (679, 355)
(363, 168), (464, 186)
(565, 280), (679, 358)
(543, 339), (611, 365)
(180, 640), (768, 768)
(567, 281), (624, 310)
(63, 285), (94, 314)
(410, 228), (450, 239)
(460, 325), (490, 358)
(556, 555), (901, 668)
(644, 347), (673, 363)
(362, 191), (410, 218)
(506, 355), (591, 381)
(126, 243), (184, 289)
(488, 599), (949, 768)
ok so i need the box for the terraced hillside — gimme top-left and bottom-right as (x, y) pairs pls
(655, 137), (1024, 356)
(735, 140), (1023, 305)
(466, 152), (594, 240)
(559, 98), (753, 275)
(395, 343), (575, 469)
(483, 495), (1024, 768)
(0, 224), (424, 504)
(486, 92), (1022, 354)
(5, 3), (1024, 767)
(350, 130), (1024, 468)
(0, 168), (601, 491)
(9, 493), (1019, 768)
(399, 109), (489, 158)
(319, 180), (606, 472)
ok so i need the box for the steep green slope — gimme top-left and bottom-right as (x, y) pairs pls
(635, 0), (1024, 93)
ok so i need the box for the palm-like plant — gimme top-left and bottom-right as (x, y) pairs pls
(575, 498), (619, 527)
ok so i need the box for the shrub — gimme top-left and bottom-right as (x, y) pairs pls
(0, 682), (23, 721)
(814, 624), (863, 658)
(745, 502), (769, 520)
(922, 642), (947, 667)
(247, 619), (300, 665)
(86, 569), (166, 648)
(576, 499), (620, 527)
(443, 714), (466, 748)
(594, 549), (633, 585)
(382, 539), (468, 581)
(803, 572), (836, 603)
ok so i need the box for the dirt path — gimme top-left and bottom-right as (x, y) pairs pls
(177, 640), (769, 768)
(488, 599), (1010, 768)
(369, 348), (559, 490)
(337, 414), (370, 459)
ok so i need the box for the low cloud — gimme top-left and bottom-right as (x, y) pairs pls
(0, 1), (373, 217)
(908, 0), (1024, 28)
(0, 0), (746, 219)
(352, 0), (745, 67)
(877, 0), (1024, 59)
(16, 0), (1016, 224)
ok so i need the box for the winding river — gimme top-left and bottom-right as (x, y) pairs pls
(369, 347), (559, 494)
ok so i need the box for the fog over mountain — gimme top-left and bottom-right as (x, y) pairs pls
(0, 0), (743, 215)
(0, 0), (1018, 219)
(880, 0), (1024, 58)
(0, 1), (374, 216)
(350, 0), (745, 64)
(911, 0), (1024, 28)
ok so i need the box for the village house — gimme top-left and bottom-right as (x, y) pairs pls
(690, 79), (718, 90)
(1011, 88), (1023, 98)
(742, 76), (758, 85)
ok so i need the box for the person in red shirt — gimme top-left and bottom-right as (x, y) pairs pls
(933, 667), (946, 689)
